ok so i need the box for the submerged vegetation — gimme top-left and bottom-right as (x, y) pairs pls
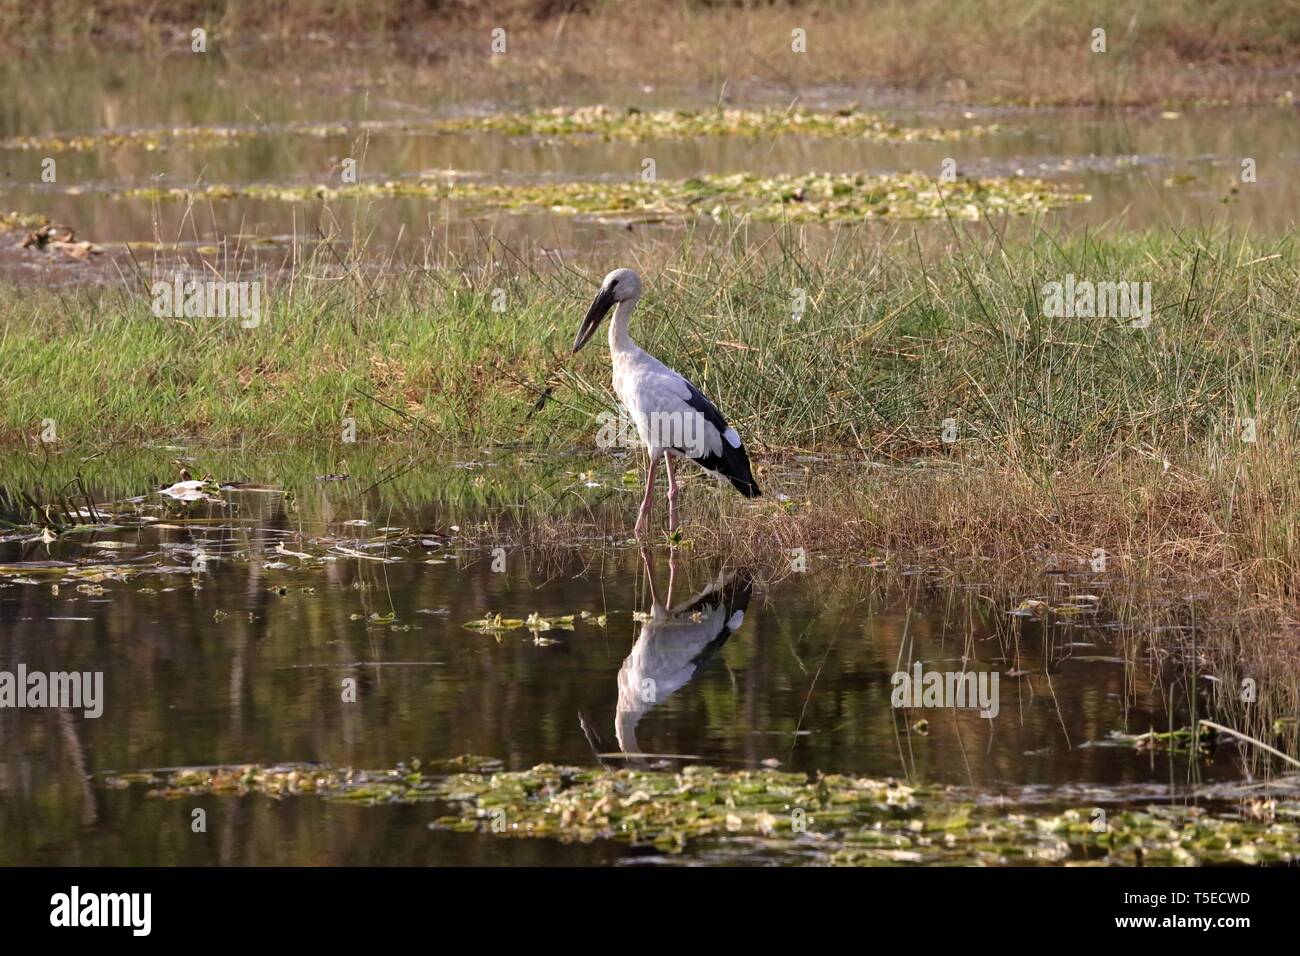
(110, 758), (1300, 865)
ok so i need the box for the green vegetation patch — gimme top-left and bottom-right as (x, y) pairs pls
(107, 759), (1300, 865)
(436, 106), (1002, 143)
(0, 107), (996, 152)
(107, 171), (1087, 222)
(1, 126), (251, 152)
(0, 210), (49, 230)
(0, 229), (1284, 457)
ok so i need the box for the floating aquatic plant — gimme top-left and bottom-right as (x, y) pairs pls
(0, 210), (50, 231)
(160, 477), (223, 502)
(433, 106), (1002, 143)
(0, 125), (251, 153)
(1110, 726), (1214, 755)
(107, 758), (1300, 866)
(107, 171), (1088, 223)
(464, 612), (578, 633)
(0, 107), (997, 153)
(464, 613), (527, 632)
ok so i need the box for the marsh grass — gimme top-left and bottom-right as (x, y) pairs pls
(4, 223), (1296, 456)
(3, 221), (1299, 744)
(3, 221), (1297, 548)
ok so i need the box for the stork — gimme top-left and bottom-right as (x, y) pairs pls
(573, 268), (760, 536)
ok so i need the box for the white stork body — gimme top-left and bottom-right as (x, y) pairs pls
(574, 268), (760, 536)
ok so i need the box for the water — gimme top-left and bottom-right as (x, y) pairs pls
(0, 453), (1233, 865)
(1, 53), (1296, 288)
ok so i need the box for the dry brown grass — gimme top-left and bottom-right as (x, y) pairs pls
(471, 446), (1298, 606)
(3, 0), (1297, 106)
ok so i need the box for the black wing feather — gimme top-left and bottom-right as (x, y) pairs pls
(678, 379), (761, 498)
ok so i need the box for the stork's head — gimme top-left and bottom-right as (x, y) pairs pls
(573, 268), (642, 353)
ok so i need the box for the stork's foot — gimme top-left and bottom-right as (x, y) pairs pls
(633, 506), (652, 538)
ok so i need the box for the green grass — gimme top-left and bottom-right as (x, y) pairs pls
(2, 224), (1294, 464)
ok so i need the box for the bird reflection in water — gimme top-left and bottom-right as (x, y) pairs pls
(580, 547), (753, 767)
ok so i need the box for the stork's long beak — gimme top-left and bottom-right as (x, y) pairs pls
(573, 284), (616, 353)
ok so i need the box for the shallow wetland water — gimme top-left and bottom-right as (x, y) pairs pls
(2, 54), (1298, 284)
(2, 452), (1287, 866)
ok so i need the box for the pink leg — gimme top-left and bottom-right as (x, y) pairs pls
(665, 454), (680, 532)
(634, 455), (659, 538)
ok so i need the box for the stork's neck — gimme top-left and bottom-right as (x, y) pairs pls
(608, 296), (640, 355)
